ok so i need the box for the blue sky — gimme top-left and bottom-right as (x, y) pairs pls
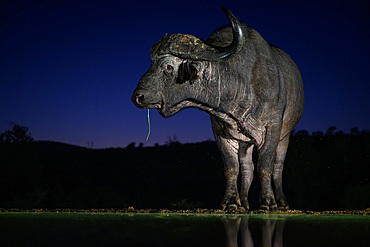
(1, 0), (369, 148)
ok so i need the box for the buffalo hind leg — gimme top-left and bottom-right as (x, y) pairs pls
(239, 142), (254, 210)
(273, 134), (290, 210)
(214, 133), (243, 212)
(257, 125), (280, 211)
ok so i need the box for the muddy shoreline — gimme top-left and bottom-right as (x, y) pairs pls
(1, 207), (369, 215)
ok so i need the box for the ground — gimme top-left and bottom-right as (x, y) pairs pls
(1, 208), (369, 215)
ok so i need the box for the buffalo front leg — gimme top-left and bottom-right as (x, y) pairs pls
(239, 142), (254, 210)
(214, 133), (241, 211)
(273, 133), (290, 210)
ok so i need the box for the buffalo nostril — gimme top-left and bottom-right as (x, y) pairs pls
(135, 94), (144, 105)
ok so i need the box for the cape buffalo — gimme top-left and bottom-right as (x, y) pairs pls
(132, 7), (304, 211)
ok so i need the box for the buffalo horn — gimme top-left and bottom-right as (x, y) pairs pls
(169, 7), (244, 61)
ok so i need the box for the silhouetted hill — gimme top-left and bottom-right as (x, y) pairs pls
(32, 140), (88, 152)
(0, 128), (369, 210)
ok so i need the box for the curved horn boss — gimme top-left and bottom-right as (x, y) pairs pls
(151, 7), (244, 61)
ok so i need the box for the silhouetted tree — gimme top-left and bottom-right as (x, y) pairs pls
(0, 124), (33, 143)
(361, 130), (370, 136)
(126, 142), (136, 149)
(335, 130), (344, 136)
(325, 126), (337, 137)
(166, 135), (180, 146)
(350, 127), (360, 136)
(312, 131), (324, 138)
(294, 130), (309, 137)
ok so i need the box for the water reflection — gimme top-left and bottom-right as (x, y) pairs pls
(223, 215), (286, 247)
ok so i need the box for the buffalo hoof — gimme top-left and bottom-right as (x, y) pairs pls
(260, 204), (278, 211)
(227, 204), (238, 211)
(221, 204), (247, 214)
(236, 206), (247, 214)
(278, 205), (289, 211)
(227, 205), (247, 214)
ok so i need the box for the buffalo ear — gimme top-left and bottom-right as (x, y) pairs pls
(176, 61), (198, 84)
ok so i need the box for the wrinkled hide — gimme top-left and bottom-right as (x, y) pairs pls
(132, 7), (304, 211)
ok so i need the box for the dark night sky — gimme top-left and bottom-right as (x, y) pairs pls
(1, 0), (369, 148)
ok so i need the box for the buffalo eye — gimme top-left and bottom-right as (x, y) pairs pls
(166, 65), (174, 70)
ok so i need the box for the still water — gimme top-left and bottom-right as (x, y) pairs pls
(0, 212), (369, 246)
